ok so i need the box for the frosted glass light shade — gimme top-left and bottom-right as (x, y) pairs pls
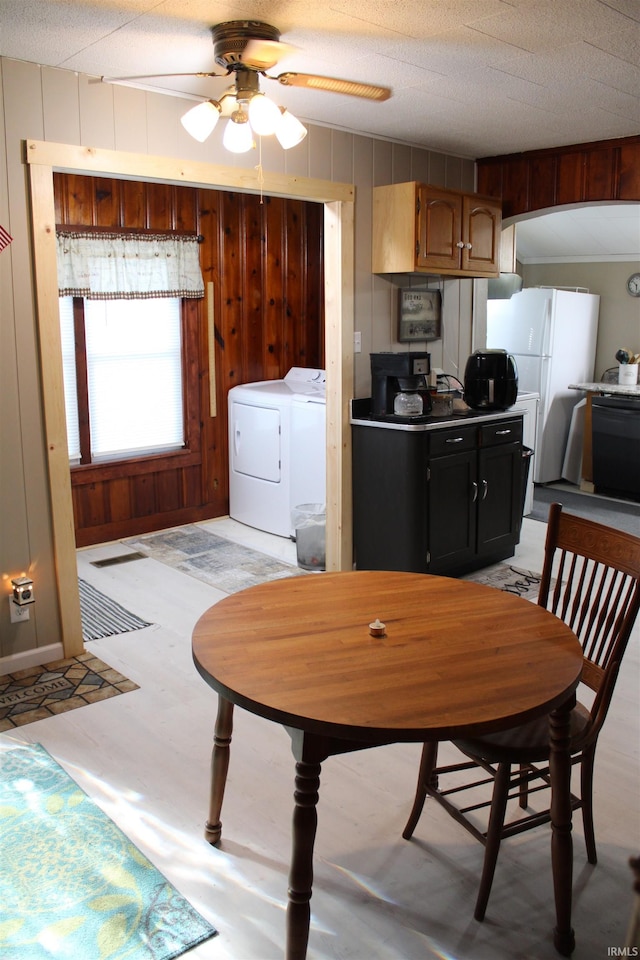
(248, 93), (281, 136)
(275, 108), (308, 149)
(223, 113), (254, 153)
(180, 100), (221, 142)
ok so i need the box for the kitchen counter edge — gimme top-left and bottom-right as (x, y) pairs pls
(568, 382), (640, 397)
(350, 400), (525, 432)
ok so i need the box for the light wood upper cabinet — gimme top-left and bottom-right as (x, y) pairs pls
(372, 182), (502, 278)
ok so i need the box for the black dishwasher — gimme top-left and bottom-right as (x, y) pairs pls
(591, 395), (640, 500)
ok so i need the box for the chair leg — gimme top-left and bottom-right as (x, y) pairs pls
(403, 742), (439, 840)
(518, 762), (529, 809)
(580, 744), (597, 864)
(474, 762), (511, 922)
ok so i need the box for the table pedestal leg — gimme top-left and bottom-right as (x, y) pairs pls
(205, 696), (234, 845)
(549, 701), (575, 956)
(286, 757), (321, 960)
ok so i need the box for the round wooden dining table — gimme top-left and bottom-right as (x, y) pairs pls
(192, 569), (583, 960)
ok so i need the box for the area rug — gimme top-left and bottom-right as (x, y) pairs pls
(79, 578), (152, 642)
(124, 524), (302, 594)
(0, 739), (217, 959)
(531, 484), (639, 535)
(462, 562), (542, 600)
(0, 653), (139, 732)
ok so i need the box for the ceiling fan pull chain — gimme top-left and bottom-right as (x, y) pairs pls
(255, 140), (265, 204)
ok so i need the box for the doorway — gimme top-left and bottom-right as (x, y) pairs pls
(27, 140), (354, 656)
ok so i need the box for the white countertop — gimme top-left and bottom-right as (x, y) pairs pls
(569, 382), (640, 398)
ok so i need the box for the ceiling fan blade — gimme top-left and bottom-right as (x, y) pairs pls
(101, 71), (226, 83)
(242, 38), (297, 71)
(275, 72), (391, 102)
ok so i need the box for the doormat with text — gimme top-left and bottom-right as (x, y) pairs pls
(0, 652), (139, 732)
(463, 563), (543, 600)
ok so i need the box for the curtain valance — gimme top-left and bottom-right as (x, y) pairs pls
(56, 231), (204, 300)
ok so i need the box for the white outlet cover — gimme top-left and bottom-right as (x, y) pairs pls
(9, 600), (30, 623)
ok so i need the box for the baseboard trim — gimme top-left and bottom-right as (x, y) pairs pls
(0, 643), (65, 676)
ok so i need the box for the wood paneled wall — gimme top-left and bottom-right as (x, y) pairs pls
(477, 135), (640, 219)
(54, 174), (324, 546)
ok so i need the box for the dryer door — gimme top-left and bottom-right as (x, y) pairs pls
(230, 401), (281, 482)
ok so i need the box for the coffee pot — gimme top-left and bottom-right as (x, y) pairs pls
(393, 377), (426, 416)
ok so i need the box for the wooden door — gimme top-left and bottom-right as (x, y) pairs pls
(416, 186), (462, 272)
(476, 441), (521, 558)
(427, 448), (477, 572)
(461, 196), (501, 274)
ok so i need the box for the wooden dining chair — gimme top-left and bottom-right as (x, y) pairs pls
(403, 501), (640, 921)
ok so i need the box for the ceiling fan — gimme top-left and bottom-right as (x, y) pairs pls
(102, 20), (392, 151)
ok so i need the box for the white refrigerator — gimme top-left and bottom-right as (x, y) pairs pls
(486, 288), (599, 484)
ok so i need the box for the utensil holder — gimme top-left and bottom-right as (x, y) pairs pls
(618, 364), (638, 385)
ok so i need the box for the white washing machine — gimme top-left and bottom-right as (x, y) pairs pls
(228, 368), (326, 538)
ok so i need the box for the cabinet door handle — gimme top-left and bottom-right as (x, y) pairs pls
(445, 436), (465, 443)
(456, 241), (465, 249)
(472, 481), (478, 502)
(465, 242), (473, 249)
(495, 429), (512, 435)
(481, 479), (488, 500)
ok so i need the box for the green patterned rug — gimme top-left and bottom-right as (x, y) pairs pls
(0, 739), (217, 959)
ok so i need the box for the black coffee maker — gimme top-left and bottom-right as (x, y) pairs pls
(371, 352), (432, 420)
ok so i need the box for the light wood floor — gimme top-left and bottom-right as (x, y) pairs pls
(5, 516), (639, 959)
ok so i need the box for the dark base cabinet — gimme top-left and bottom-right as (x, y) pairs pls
(352, 415), (523, 577)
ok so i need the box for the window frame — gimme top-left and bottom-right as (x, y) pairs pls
(67, 296), (202, 483)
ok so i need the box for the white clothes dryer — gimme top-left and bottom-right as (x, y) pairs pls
(228, 368), (326, 538)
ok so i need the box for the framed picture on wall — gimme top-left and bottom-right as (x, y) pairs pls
(398, 290), (442, 342)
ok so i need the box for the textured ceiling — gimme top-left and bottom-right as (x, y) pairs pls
(1, 0), (639, 159)
(516, 204), (640, 262)
(1, 0), (639, 259)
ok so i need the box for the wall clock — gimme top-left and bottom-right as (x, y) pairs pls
(627, 272), (640, 297)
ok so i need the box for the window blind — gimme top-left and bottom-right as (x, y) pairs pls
(58, 297), (184, 464)
(84, 299), (184, 461)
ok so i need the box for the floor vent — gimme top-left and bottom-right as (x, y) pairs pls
(90, 551), (147, 568)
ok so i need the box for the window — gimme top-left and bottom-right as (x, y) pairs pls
(59, 296), (184, 464)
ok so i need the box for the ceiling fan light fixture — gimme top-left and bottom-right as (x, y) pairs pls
(218, 87), (238, 117)
(223, 107), (254, 153)
(275, 107), (308, 149)
(248, 92), (281, 136)
(180, 99), (221, 142)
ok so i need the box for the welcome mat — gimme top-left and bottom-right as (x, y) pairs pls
(0, 653), (139, 732)
(79, 578), (152, 642)
(0, 739), (217, 959)
(124, 524), (302, 594)
(463, 563), (543, 600)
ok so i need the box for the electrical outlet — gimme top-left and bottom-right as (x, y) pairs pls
(354, 331), (362, 354)
(10, 600), (30, 623)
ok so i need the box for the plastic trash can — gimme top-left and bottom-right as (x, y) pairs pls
(292, 504), (326, 571)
